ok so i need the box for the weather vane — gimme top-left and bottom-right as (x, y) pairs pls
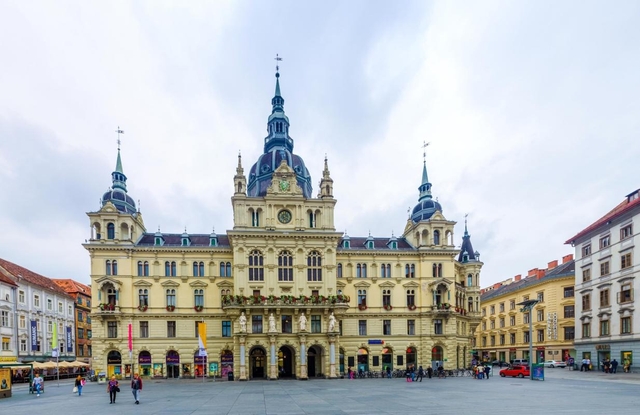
(274, 53), (282, 73)
(116, 126), (124, 149)
(422, 141), (430, 163)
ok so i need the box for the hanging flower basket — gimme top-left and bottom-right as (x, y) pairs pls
(137, 305), (148, 312)
(358, 304), (368, 311)
(408, 304), (417, 311)
(166, 305), (176, 312)
(383, 304), (393, 311)
(194, 305), (203, 312)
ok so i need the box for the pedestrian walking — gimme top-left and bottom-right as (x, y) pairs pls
(74, 375), (84, 396)
(426, 367), (433, 379)
(107, 375), (119, 404)
(416, 366), (424, 382)
(131, 372), (143, 404)
(32, 373), (44, 397)
(611, 359), (618, 374)
(484, 365), (490, 379)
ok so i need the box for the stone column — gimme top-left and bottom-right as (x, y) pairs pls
(328, 335), (337, 378)
(269, 335), (277, 380)
(239, 335), (247, 381)
(299, 334), (308, 380)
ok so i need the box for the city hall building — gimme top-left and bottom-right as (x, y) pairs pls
(85, 71), (483, 380)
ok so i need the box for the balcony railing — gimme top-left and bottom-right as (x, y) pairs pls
(222, 294), (350, 308)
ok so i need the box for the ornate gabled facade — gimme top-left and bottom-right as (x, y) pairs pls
(53, 279), (92, 365)
(85, 70), (483, 381)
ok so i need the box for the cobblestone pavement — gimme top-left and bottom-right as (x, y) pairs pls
(2, 369), (640, 415)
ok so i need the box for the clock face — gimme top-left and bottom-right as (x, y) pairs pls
(279, 180), (290, 192)
(278, 209), (292, 224)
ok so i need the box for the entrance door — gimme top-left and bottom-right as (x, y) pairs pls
(598, 351), (610, 372)
(250, 348), (265, 379)
(278, 346), (294, 378)
(307, 347), (317, 377)
(167, 365), (180, 378)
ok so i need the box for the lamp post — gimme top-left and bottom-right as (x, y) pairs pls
(517, 299), (539, 380)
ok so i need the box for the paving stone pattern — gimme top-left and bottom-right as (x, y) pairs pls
(2, 369), (640, 414)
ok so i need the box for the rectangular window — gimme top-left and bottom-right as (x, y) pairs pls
(564, 305), (575, 318)
(537, 292), (544, 302)
(490, 336), (495, 346)
(600, 289), (610, 307)
(281, 315), (292, 333)
(499, 303), (505, 312)
(621, 317), (632, 334)
(482, 337), (486, 347)
(20, 339), (27, 352)
(19, 315), (26, 329)
(359, 320), (367, 336)
(564, 287), (574, 298)
(167, 321), (176, 338)
(140, 321), (149, 338)
(621, 252), (633, 270)
(600, 320), (610, 336)
(87, 330), (92, 339)
(510, 316), (515, 326)
(510, 333), (516, 345)
(582, 294), (591, 310)
(0, 311), (8, 327)
(582, 244), (591, 256)
(582, 268), (591, 282)
(618, 283), (633, 304)
(600, 261), (610, 277)
(582, 322), (591, 338)
(252, 315), (263, 334)
(311, 315), (321, 333)
(523, 331), (530, 343)
(34, 295), (40, 308)
(58, 302), (63, 313)
(47, 298), (53, 310)
(537, 329), (544, 342)
(490, 305), (495, 315)
(222, 321), (231, 337)
(482, 308), (486, 316)
(510, 300), (515, 310)
(621, 224), (633, 240)
(523, 313), (530, 324)
(565, 327), (576, 340)
(600, 235), (611, 249)
(499, 318), (505, 328)
(537, 310), (544, 322)
(434, 319), (443, 335)
(500, 334), (505, 345)
(78, 328), (84, 339)
(383, 319), (391, 335)
(490, 320), (495, 329)
(107, 321), (117, 338)
(407, 319), (415, 335)
(1, 337), (9, 351)
(77, 311), (83, 322)
(19, 290), (25, 303)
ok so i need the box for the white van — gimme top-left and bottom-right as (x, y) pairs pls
(512, 359), (529, 366)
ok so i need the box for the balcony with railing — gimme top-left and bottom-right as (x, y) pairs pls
(221, 294), (350, 309)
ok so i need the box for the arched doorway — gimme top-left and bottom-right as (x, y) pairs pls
(250, 347), (266, 379)
(431, 346), (443, 370)
(357, 348), (369, 373)
(307, 346), (324, 377)
(382, 347), (393, 372)
(166, 350), (180, 378)
(220, 350), (234, 379)
(138, 351), (152, 377)
(339, 347), (345, 375)
(278, 346), (295, 378)
(107, 350), (122, 378)
(406, 347), (417, 369)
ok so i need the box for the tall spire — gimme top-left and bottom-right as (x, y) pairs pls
(265, 54), (292, 153)
(418, 141), (432, 201)
(458, 214), (477, 263)
(112, 127), (127, 191)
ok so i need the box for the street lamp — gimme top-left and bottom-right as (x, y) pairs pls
(517, 299), (539, 380)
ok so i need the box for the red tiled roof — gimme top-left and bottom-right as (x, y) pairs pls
(53, 279), (91, 296)
(566, 190), (640, 244)
(0, 258), (72, 297)
(0, 268), (18, 287)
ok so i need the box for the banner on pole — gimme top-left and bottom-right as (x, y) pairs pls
(128, 323), (133, 352)
(198, 322), (207, 357)
(30, 320), (38, 351)
(66, 326), (73, 352)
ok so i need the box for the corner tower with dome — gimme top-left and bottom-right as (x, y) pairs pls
(84, 67), (483, 383)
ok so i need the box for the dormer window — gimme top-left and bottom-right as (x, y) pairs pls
(462, 251), (469, 263)
(181, 238), (190, 246)
(343, 240), (350, 249)
(210, 237), (218, 247)
(367, 240), (374, 249)
(154, 237), (163, 246)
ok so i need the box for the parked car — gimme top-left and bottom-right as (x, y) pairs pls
(512, 359), (529, 366)
(491, 360), (507, 367)
(543, 360), (566, 368)
(499, 365), (530, 378)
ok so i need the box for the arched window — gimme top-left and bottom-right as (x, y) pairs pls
(467, 274), (473, 287)
(219, 262), (226, 277)
(107, 223), (115, 239)
(410, 264), (415, 278)
(251, 210), (260, 227)
(337, 263), (343, 278)
(171, 261), (176, 276)
(106, 260), (112, 276)
(405, 264), (410, 278)
(407, 290), (415, 306)
(309, 212), (316, 228)
(165, 261), (171, 277)
(137, 261), (143, 276)
(437, 263), (442, 278)
(226, 262), (232, 277)
(193, 262), (204, 277)
(194, 289), (204, 307)
(199, 262), (204, 277)
(166, 289), (176, 307)
(386, 264), (391, 278)
(249, 250), (264, 281)
(382, 289), (391, 306)
(358, 289), (367, 306)
(362, 264), (367, 278)
(381, 264), (387, 278)
(138, 289), (148, 307)
(307, 251), (322, 281)
(278, 250), (293, 282)
(434, 230), (440, 245)
(143, 261), (149, 276)
(356, 264), (362, 278)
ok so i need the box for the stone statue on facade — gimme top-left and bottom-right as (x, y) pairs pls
(328, 312), (337, 332)
(299, 312), (307, 331)
(269, 313), (277, 332)
(239, 312), (247, 332)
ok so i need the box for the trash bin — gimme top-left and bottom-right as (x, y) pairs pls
(227, 371), (234, 381)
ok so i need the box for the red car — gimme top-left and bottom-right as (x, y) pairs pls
(499, 365), (530, 378)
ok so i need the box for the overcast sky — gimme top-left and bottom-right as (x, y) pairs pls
(1, 1), (639, 288)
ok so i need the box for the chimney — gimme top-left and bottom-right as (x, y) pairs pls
(562, 254), (574, 264)
(514, 274), (522, 282)
(527, 268), (538, 277)
(547, 260), (558, 270)
(493, 283), (501, 289)
(537, 269), (546, 279)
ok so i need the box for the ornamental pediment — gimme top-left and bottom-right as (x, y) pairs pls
(161, 280), (180, 288)
(336, 280), (346, 288)
(266, 161), (304, 196)
(99, 202), (118, 213)
(428, 278), (453, 288)
(402, 281), (420, 288)
(379, 281), (396, 288)
(132, 280), (153, 287)
(189, 280), (209, 288)
(353, 281), (371, 288)
(216, 280), (234, 288)
(95, 276), (122, 288)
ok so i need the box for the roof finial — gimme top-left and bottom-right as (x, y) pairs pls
(157, 225), (161, 232)
(422, 141), (429, 164)
(464, 213), (469, 236)
(274, 53), (282, 75)
(137, 199), (141, 213)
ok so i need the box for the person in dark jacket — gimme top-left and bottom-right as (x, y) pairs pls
(131, 372), (143, 404)
(416, 366), (424, 382)
(107, 376), (119, 404)
(611, 359), (619, 374)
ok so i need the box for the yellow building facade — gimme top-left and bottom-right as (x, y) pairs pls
(474, 256), (576, 364)
(86, 71), (483, 380)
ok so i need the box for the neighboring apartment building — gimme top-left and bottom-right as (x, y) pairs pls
(0, 258), (76, 362)
(566, 189), (640, 372)
(85, 70), (484, 380)
(53, 279), (92, 364)
(475, 255), (575, 364)
(0, 271), (18, 362)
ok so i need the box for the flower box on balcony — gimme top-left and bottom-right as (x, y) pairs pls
(194, 305), (203, 312)
(358, 304), (368, 311)
(166, 305), (176, 312)
(408, 304), (417, 311)
(137, 305), (148, 312)
(383, 304), (393, 311)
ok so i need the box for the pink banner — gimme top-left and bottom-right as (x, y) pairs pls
(128, 323), (133, 352)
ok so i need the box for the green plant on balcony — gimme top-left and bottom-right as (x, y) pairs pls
(166, 305), (176, 312)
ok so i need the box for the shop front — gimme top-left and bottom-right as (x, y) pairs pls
(406, 347), (417, 368)
(221, 350), (234, 378)
(357, 348), (368, 373)
(596, 344), (610, 371)
(194, 354), (207, 377)
(107, 350), (122, 378)
(381, 347), (393, 372)
(166, 350), (180, 378)
(139, 351), (152, 377)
